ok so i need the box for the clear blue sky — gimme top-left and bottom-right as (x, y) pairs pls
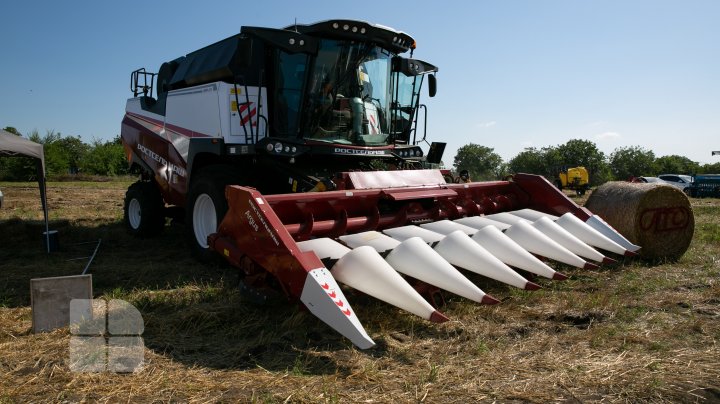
(1, 0), (718, 165)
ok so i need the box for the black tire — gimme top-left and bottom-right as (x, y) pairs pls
(555, 180), (563, 190)
(124, 181), (165, 237)
(185, 166), (243, 261)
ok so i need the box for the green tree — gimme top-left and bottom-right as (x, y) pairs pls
(507, 146), (564, 179)
(56, 136), (89, 174)
(508, 147), (547, 175)
(609, 146), (656, 180)
(654, 155), (699, 175)
(453, 143), (503, 181)
(80, 137), (128, 176)
(28, 130), (71, 177)
(555, 139), (609, 185)
(698, 162), (720, 174)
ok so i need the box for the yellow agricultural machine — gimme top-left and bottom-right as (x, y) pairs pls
(121, 20), (641, 348)
(556, 166), (590, 195)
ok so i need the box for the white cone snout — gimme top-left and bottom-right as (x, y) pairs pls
(531, 217), (606, 263)
(420, 220), (479, 236)
(504, 220), (590, 269)
(585, 214), (641, 253)
(331, 246), (440, 321)
(301, 268), (375, 349)
(485, 212), (530, 226)
(386, 237), (491, 304)
(455, 216), (511, 231)
(297, 237), (351, 260)
(555, 213), (628, 255)
(298, 238), (446, 322)
(340, 231), (493, 304)
(510, 209), (558, 222)
(339, 231), (400, 252)
(469, 225), (560, 279)
(383, 225), (445, 243)
(433, 230), (534, 290)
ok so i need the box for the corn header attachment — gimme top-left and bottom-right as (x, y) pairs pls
(208, 170), (639, 349)
(120, 19), (645, 349)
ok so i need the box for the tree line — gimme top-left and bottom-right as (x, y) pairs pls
(3, 127), (717, 185)
(0, 127), (130, 181)
(453, 139), (720, 185)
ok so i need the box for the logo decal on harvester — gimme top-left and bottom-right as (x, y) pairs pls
(245, 198), (280, 246)
(334, 148), (386, 155)
(137, 144), (186, 178)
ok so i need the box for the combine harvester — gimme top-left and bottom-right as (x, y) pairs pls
(121, 20), (640, 349)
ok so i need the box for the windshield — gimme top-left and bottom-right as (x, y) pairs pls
(301, 40), (393, 146)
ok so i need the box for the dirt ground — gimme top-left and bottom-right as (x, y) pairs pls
(1, 181), (719, 402)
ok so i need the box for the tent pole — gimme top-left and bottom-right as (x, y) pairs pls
(42, 177), (50, 253)
(38, 161), (50, 253)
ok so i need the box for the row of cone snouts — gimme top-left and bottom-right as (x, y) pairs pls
(296, 209), (639, 349)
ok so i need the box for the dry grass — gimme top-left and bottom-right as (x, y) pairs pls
(1, 182), (719, 403)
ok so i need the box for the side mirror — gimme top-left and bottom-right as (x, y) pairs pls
(427, 74), (437, 98)
(426, 142), (446, 164)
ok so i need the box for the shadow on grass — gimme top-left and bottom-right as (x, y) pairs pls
(0, 218), (417, 373)
(0, 218), (234, 307)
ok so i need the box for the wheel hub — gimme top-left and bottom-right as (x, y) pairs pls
(128, 198), (142, 229)
(193, 193), (216, 248)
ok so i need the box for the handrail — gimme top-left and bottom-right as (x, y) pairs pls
(130, 68), (156, 97)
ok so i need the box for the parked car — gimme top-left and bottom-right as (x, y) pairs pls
(658, 174), (693, 193)
(633, 176), (665, 184)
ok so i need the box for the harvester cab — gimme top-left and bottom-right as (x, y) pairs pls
(121, 20), (642, 349)
(125, 21), (437, 195)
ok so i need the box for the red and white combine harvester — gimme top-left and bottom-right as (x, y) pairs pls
(121, 20), (640, 348)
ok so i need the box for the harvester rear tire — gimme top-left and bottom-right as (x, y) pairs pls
(185, 167), (242, 261)
(124, 181), (165, 237)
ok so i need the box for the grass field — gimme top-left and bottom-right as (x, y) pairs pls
(1, 180), (719, 402)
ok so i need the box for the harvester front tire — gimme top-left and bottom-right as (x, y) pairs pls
(124, 181), (165, 237)
(185, 171), (236, 261)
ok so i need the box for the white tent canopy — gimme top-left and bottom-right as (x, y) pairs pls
(0, 129), (46, 172)
(0, 128), (51, 252)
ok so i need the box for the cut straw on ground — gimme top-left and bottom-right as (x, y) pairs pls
(1, 181), (719, 402)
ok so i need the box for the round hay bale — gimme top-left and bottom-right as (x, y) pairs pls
(585, 181), (694, 261)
